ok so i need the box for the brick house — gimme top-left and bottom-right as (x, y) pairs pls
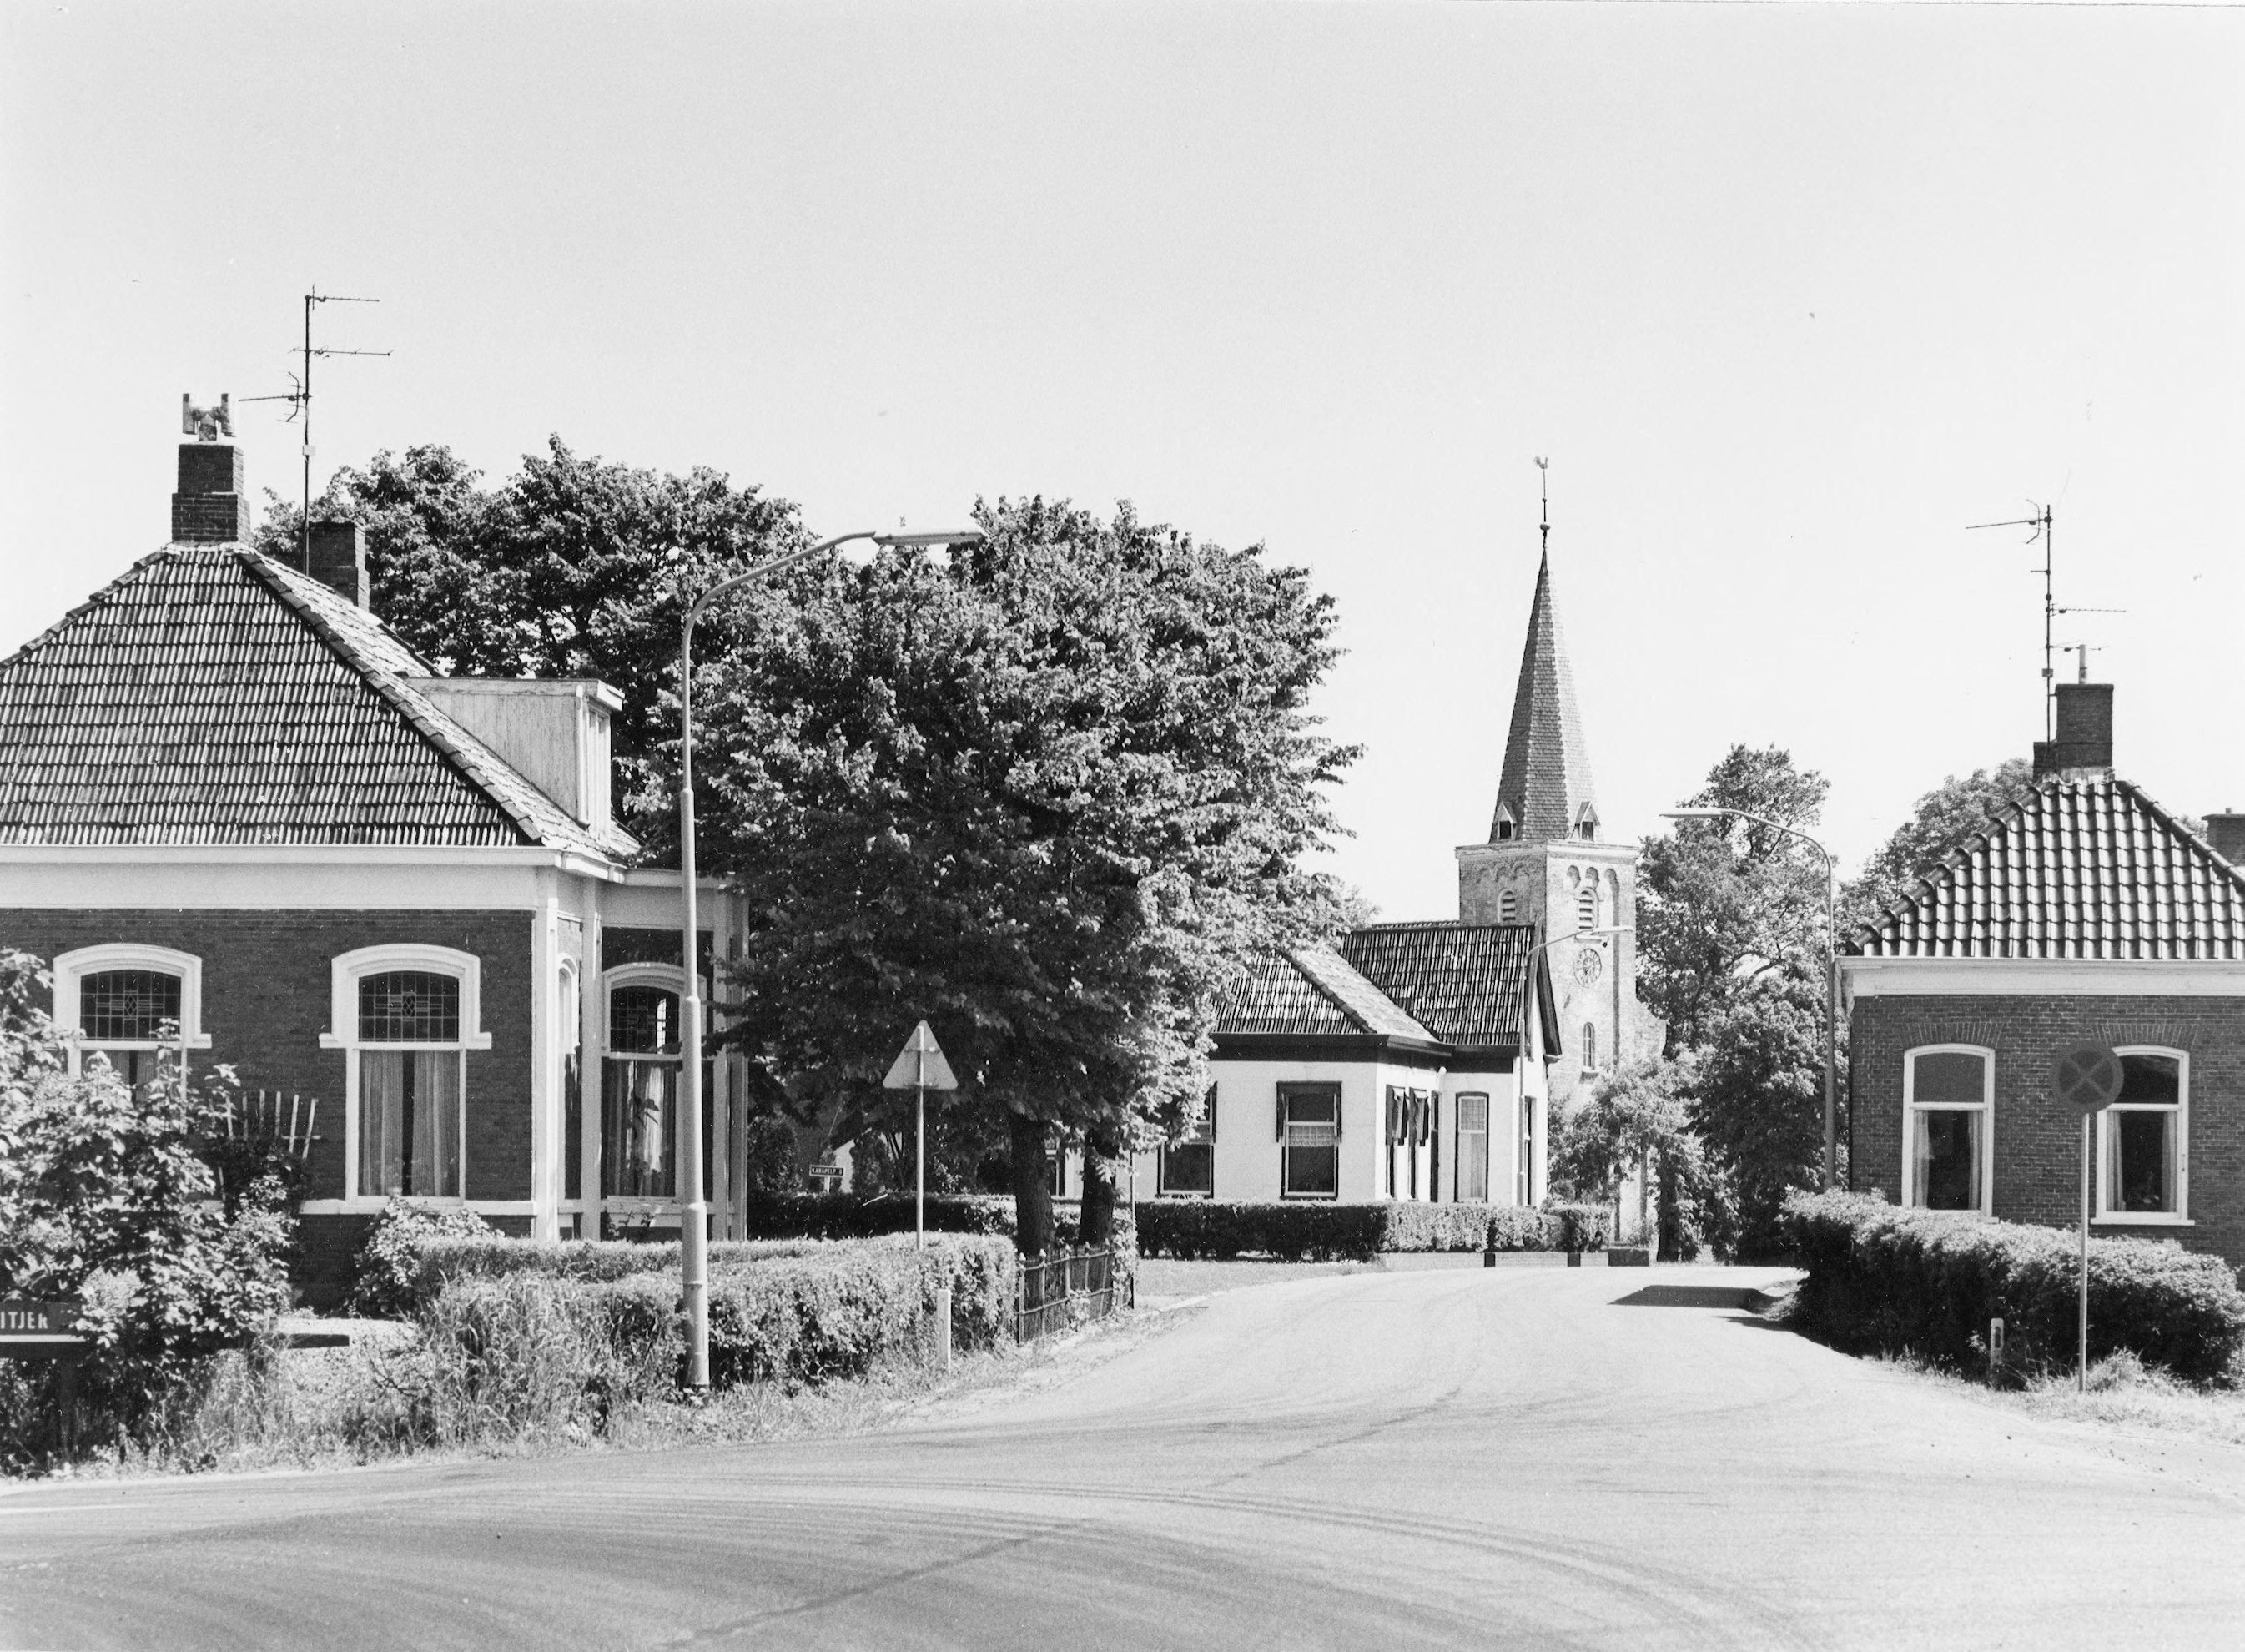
(0, 415), (759, 1303)
(1841, 681), (2245, 1264)
(1115, 545), (1660, 1209)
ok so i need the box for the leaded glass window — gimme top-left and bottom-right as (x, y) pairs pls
(80, 970), (181, 1043)
(359, 972), (461, 1043)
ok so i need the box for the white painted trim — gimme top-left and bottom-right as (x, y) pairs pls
(0, 855), (632, 911)
(1843, 957), (2245, 1000)
(1900, 1044), (1995, 1215)
(52, 944), (213, 1070)
(300, 1199), (541, 1217)
(2095, 1047), (2190, 1223)
(323, 944), (488, 1203)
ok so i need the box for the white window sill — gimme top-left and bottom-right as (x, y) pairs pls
(2091, 1214), (2193, 1227)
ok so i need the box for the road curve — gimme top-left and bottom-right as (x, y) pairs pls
(4, 1264), (2242, 1649)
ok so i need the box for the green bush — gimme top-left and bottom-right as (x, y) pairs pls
(1780, 1191), (2245, 1383)
(1137, 1200), (1610, 1261)
(349, 1201), (497, 1319)
(736, 1192), (1017, 1241)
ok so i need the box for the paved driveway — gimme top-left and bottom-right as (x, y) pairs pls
(4, 1264), (2242, 1649)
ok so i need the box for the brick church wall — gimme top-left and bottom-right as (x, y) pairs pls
(1850, 992), (2245, 1267)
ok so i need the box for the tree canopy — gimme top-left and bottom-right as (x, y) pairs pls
(257, 439), (805, 845)
(690, 497), (1355, 1248)
(1842, 758), (2035, 933)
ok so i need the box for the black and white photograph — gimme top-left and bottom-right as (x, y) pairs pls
(1, 2), (2241, 1645)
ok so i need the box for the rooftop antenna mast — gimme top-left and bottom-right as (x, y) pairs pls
(1966, 501), (2056, 740)
(245, 288), (389, 570)
(1536, 456), (1550, 557)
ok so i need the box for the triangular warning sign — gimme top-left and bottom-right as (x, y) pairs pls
(881, 1020), (958, 1090)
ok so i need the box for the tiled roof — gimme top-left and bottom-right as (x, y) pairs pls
(0, 546), (631, 855)
(1850, 776), (2245, 959)
(1341, 921), (1536, 1047)
(1217, 945), (1437, 1042)
(1491, 551), (1598, 844)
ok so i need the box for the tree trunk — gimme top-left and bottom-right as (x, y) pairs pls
(1078, 1121), (1123, 1248)
(1009, 1113), (1055, 1257)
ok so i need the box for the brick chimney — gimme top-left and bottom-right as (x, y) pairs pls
(2206, 812), (2245, 866)
(171, 393), (252, 544)
(308, 521), (369, 607)
(2031, 682), (2113, 781)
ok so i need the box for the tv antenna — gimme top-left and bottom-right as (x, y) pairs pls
(1535, 456), (1550, 557)
(2061, 642), (2105, 683)
(240, 288), (388, 569)
(1967, 502), (2057, 740)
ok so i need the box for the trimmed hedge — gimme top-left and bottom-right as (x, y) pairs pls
(420, 1233), (1019, 1398)
(1780, 1191), (2245, 1383)
(1137, 1201), (1612, 1262)
(410, 1236), (832, 1311)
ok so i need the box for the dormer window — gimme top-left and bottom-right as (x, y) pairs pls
(1494, 803), (1518, 843)
(1573, 803), (1599, 842)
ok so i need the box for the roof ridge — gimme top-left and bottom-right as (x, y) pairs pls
(1850, 771), (2063, 947)
(0, 543), (189, 675)
(2116, 776), (2245, 895)
(235, 552), (544, 849)
(1286, 944), (1380, 1035)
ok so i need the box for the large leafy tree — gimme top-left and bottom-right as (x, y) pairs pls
(691, 499), (1355, 1252)
(257, 439), (805, 846)
(1638, 747), (1835, 1257)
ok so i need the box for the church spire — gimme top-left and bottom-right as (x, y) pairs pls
(1490, 466), (1598, 844)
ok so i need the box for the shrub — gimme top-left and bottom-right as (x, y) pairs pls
(736, 1192), (1017, 1242)
(350, 1201), (497, 1320)
(0, 953), (295, 1456)
(1780, 1191), (2245, 1383)
(1136, 1200), (1610, 1261)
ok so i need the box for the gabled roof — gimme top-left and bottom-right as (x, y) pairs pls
(1341, 921), (1539, 1048)
(0, 545), (633, 856)
(1491, 551), (1598, 844)
(1850, 776), (2245, 960)
(1218, 945), (1437, 1043)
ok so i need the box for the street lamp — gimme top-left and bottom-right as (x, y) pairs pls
(1663, 807), (1839, 1191)
(675, 526), (984, 1390)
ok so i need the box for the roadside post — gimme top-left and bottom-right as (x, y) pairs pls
(2053, 1043), (2123, 1393)
(883, 1022), (959, 1365)
(1, 1298), (89, 1453)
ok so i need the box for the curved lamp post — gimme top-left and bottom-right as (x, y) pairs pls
(1663, 807), (1838, 1191)
(676, 526), (984, 1390)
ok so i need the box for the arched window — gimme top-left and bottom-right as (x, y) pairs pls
(1902, 1045), (1992, 1213)
(604, 970), (683, 1200)
(2099, 1049), (2188, 1221)
(1576, 883), (1597, 933)
(54, 944), (209, 1097)
(326, 944), (488, 1202)
(1581, 1022), (1598, 1075)
(1498, 889), (1519, 923)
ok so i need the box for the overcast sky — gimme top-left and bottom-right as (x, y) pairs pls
(3, 2), (2238, 920)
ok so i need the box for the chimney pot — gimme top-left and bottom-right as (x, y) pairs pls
(307, 521), (369, 607)
(169, 400), (251, 544)
(2031, 682), (2114, 780)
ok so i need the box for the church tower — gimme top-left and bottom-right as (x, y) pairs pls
(1457, 485), (1656, 1115)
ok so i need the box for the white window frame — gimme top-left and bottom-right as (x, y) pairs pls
(1279, 1082), (1341, 1201)
(1900, 1044), (1994, 1214)
(53, 944), (211, 1075)
(1158, 1085), (1216, 1199)
(323, 944), (490, 1206)
(600, 961), (690, 1210)
(1456, 1092), (1490, 1203)
(2095, 1046), (2190, 1226)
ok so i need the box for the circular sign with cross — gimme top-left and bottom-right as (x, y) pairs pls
(2054, 1043), (2123, 1114)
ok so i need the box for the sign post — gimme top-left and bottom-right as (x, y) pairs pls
(883, 1021), (959, 1250)
(2053, 1043), (2123, 1393)
(1, 1299), (89, 1454)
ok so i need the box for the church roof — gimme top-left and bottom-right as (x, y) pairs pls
(1848, 775), (2245, 960)
(1489, 551), (1598, 844)
(0, 544), (633, 855)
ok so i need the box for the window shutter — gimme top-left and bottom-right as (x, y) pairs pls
(1331, 1085), (1341, 1141)
(1205, 1081), (1218, 1141)
(1276, 1087), (1286, 1141)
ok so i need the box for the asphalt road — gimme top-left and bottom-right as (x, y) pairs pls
(5, 1264), (2242, 1650)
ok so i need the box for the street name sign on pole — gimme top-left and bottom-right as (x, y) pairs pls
(883, 1021), (959, 1249)
(2054, 1044), (2124, 1393)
